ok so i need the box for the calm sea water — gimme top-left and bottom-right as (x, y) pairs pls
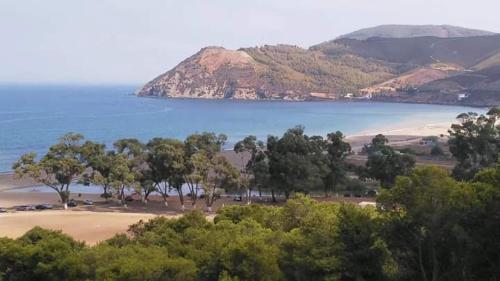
(0, 84), (480, 173)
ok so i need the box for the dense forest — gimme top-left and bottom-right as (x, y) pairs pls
(1, 108), (499, 280)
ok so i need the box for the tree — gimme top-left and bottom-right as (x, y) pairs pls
(234, 135), (266, 204)
(88, 244), (197, 281)
(464, 166), (500, 279)
(377, 166), (474, 281)
(0, 227), (87, 281)
(81, 141), (114, 201)
(252, 148), (272, 199)
(184, 132), (228, 210)
(114, 139), (152, 204)
(146, 138), (187, 210)
(195, 154), (239, 212)
(323, 131), (352, 197)
(363, 134), (389, 154)
(448, 109), (500, 180)
(13, 133), (86, 209)
(335, 204), (387, 281)
(363, 134), (415, 188)
(267, 126), (324, 199)
(109, 154), (136, 206)
(430, 144), (444, 156)
(279, 196), (387, 281)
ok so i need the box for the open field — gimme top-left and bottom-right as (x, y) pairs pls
(0, 211), (158, 245)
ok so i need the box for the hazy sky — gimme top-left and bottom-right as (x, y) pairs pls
(1, 0), (499, 84)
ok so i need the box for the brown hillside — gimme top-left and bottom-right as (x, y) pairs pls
(314, 35), (500, 68)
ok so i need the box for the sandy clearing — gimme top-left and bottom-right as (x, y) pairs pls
(0, 211), (160, 245)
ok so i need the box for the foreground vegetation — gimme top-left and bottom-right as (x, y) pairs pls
(1, 165), (500, 280)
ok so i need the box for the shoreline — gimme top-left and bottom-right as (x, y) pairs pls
(137, 94), (493, 108)
(348, 121), (453, 138)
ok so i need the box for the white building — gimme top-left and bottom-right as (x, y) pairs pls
(458, 93), (470, 101)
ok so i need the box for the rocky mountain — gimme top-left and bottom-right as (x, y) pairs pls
(138, 45), (395, 100)
(137, 25), (500, 106)
(337, 25), (496, 40)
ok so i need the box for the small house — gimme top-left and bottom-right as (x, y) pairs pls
(458, 93), (470, 101)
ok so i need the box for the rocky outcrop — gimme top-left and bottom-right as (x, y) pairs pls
(137, 47), (316, 100)
(138, 47), (260, 99)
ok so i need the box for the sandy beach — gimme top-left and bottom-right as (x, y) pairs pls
(352, 119), (453, 138)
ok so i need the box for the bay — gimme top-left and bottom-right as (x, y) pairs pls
(0, 84), (480, 172)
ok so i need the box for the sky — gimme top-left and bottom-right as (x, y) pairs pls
(1, 0), (499, 85)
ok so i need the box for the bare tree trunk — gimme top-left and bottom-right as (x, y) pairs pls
(271, 189), (276, 202)
(120, 187), (128, 208)
(246, 188), (251, 205)
(285, 191), (290, 200)
(206, 188), (215, 212)
(59, 185), (70, 210)
(177, 188), (185, 212)
(162, 194), (169, 207)
(431, 242), (439, 281)
(143, 190), (153, 204)
(103, 186), (110, 202)
(418, 242), (428, 281)
(191, 184), (198, 209)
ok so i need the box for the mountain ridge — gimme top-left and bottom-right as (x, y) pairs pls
(336, 24), (496, 40)
(137, 25), (500, 106)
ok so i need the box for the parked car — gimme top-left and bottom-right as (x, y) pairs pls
(125, 196), (134, 202)
(83, 199), (94, 206)
(0, 207), (7, 213)
(233, 195), (243, 202)
(68, 199), (78, 207)
(36, 203), (54, 210)
(16, 205), (36, 211)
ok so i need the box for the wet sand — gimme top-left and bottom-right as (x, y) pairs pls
(0, 173), (37, 191)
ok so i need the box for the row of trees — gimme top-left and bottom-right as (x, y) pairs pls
(13, 126), (416, 211)
(1, 165), (499, 280)
(13, 132), (238, 211)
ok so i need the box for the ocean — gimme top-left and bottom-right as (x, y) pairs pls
(0, 84), (481, 173)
